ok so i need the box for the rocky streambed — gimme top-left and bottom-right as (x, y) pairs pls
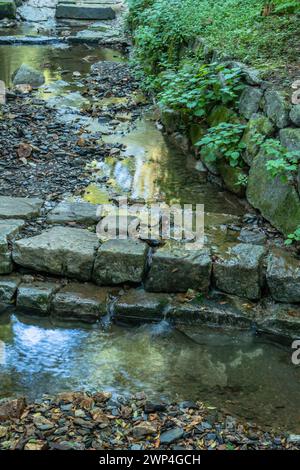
(0, 6), (300, 448)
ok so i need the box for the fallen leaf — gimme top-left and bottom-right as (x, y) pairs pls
(17, 143), (32, 159)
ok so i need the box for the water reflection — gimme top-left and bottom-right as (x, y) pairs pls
(0, 311), (300, 432)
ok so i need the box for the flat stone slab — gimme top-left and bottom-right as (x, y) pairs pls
(257, 302), (300, 339)
(213, 243), (266, 300)
(46, 201), (99, 225)
(145, 244), (212, 293)
(93, 239), (149, 285)
(0, 36), (62, 45)
(13, 226), (99, 281)
(17, 282), (59, 315)
(0, 220), (25, 274)
(0, 275), (21, 304)
(51, 282), (115, 323)
(114, 289), (171, 322)
(56, 2), (116, 20)
(0, 196), (43, 220)
(266, 249), (300, 303)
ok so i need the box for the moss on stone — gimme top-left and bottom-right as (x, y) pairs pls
(0, 1), (16, 19)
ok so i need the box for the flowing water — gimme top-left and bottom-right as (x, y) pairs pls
(0, 311), (300, 432)
(0, 25), (299, 432)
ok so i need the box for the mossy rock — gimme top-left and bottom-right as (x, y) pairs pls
(217, 161), (247, 197)
(241, 113), (274, 166)
(207, 105), (239, 127)
(189, 122), (206, 146)
(247, 150), (300, 236)
(0, 0), (16, 19)
(159, 105), (184, 133)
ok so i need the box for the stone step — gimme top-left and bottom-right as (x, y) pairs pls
(56, 1), (116, 20)
(0, 196), (43, 220)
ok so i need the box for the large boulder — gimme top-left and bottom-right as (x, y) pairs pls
(264, 89), (290, 128)
(13, 227), (99, 281)
(0, 1), (16, 19)
(241, 113), (274, 166)
(266, 249), (300, 303)
(213, 243), (266, 300)
(145, 244), (212, 293)
(93, 239), (149, 285)
(239, 86), (263, 119)
(290, 105), (300, 127)
(247, 150), (300, 235)
(279, 128), (300, 151)
(12, 64), (45, 88)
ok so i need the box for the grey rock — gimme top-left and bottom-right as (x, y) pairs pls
(264, 90), (290, 128)
(238, 228), (267, 245)
(12, 63), (45, 87)
(0, 196), (43, 220)
(279, 127), (300, 151)
(13, 227), (99, 281)
(56, 3), (116, 20)
(240, 113), (274, 166)
(239, 86), (263, 119)
(0, 275), (21, 304)
(145, 244), (211, 293)
(257, 301), (300, 339)
(247, 150), (300, 236)
(51, 283), (114, 323)
(114, 289), (171, 322)
(266, 249), (300, 303)
(17, 282), (58, 315)
(46, 201), (99, 225)
(213, 243), (266, 300)
(93, 239), (149, 285)
(160, 427), (184, 444)
(290, 105), (300, 127)
(288, 435), (300, 444)
(0, 220), (25, 274)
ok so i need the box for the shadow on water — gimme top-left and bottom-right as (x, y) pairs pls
(0, 311), (300, 432)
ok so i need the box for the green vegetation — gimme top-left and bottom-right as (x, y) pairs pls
(128, 0), (300, 74)
(285, 226), (300, 245)
(196, 123), (246, 168)
(262, 138), (300, 183)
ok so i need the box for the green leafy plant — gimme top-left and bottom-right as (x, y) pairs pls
(285, 226), (300, 245)
(262, 139), (300, 183)
(235, 174), (249, 187)
(196, 123), (246, 168)
(157, 62), (243, 118)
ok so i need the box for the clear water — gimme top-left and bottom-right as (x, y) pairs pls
(0, 311), (300, 432)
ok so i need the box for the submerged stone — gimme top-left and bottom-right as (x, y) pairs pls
(46, 201), (99, 225)
(12, 64), (45, 88)
(114, 289), (171, 322)
(17, 282), (58, 315)
(0, 196), (43, 220)
(93, 239), (149, 285)
(266, 249), (300, 303)
(13, 227), (99, 281)
(51, 283), (114, 323)
(145, 244), (211, 293)
(213, 243), (266, 300)
(247, 150), (300, 235)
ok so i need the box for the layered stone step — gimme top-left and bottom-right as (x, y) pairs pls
(56, 0), (117, 19)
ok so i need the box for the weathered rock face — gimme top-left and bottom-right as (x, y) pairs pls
(56, 2), (116, 20)
(0, 220), (25, 274)
(0, 275), (21, 304)
(0, 397), (26, 422)
(13, 227), (99, 281)
(279, 128), (300, 151)
(51, 283), (114, 323)
(0, 1), (16, 19)
(0, 196), (42, 220)
(145, 244), (212, 293)
(264, 89), (290, 128)
(46, 201), (99, 225)
(241, 113), (274, 166)
(12, 64), (45, 88)
(217, 161), (247, 197)
(93, 239), (149, 285)
(207, 105), (238, 127)
(239, 86), (263, 119)
(17, 282), (58, 315)
(290, 105), (300, 127)
(257, 302), (300, 339)
(247, 151), (300, 235)
(213, 243), (266, 300)
(266, 249), (300, 303)
(114, 289), (170, 322)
